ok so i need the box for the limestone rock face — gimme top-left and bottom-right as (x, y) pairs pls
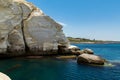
(0, 0), (24, 54)
(0, 0), (69, 55)
(8, 29), (25, 54)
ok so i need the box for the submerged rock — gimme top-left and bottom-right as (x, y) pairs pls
(77, 54), (105, 65)
(56, 55), (76, 59)
(0, 0), (69, 56)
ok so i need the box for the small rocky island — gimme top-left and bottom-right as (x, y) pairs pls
(0, 0), (106, 65)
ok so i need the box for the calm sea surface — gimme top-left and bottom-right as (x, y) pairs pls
(0, 43), (120, 80)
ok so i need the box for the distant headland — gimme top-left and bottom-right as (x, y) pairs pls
(67, 37), (120, 44)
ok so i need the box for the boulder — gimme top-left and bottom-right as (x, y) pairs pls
(68, 45), (80, 50)
(58, 45), (69, 54)
(83, 48), (94, 54)
(77, 54), (105, 65)
(0, 72), (11, 80)
(68, 45), (81, 55)
(58, 46), (94, 55)
(58, 45), (80, 55)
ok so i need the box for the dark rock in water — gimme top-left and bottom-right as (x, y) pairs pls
(68, 45), (81, 55)
(77, 54), (105, 65)
(58, 45), (68, 54)
(58, 45), (81, 55)
(68, 47), (95, 56)
(58, 45), (95, 56)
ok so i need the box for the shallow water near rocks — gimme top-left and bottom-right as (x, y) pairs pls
(0, 43), (120, 80)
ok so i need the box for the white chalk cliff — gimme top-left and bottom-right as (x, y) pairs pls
(0, 0), (69, 56)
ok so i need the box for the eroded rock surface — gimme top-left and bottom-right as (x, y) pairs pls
(82, 48), (94, 54)
(0, 0), (69, 56)
(77, 54), (105, 65)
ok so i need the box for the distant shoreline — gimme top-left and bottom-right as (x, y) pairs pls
(68, 37), (120, 44)
(70, 42), (120, 44)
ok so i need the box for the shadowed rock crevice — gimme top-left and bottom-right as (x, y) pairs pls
(19, 4), (34, 52)
(21, 19), (29, 52)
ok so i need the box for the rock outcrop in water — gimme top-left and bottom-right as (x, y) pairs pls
(0, 0), (106, 65)
(0, 0), (69, 56)
(77, 54), (105, 65)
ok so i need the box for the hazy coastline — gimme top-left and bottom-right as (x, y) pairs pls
(68, 37), (120, 44)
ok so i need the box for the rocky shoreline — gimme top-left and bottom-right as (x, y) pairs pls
(0, 0), (106, 66)
(0, 0), (109, 80)
(0, 45), (106, 66)
(68, 37), (120, 44)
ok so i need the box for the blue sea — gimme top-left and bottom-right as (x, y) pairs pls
(0, 43), (120, 80)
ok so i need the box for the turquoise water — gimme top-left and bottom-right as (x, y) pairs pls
(0, 43), (120, 80)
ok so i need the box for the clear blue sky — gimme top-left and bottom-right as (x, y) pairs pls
(27, 0), (120, 41)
